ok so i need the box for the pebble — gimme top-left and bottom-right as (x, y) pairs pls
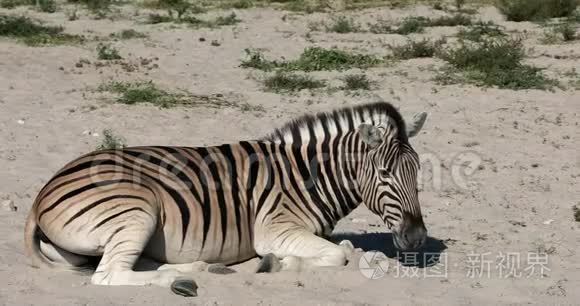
(1, 199), (17, 212)
(207, 263), (236, 274)
(17, 119), (25, 125)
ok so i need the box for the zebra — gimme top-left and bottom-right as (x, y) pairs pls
(24, 102), (428, 297)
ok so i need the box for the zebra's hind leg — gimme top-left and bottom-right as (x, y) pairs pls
(255, 228), (353, 272)
(90, 216), (196, 296)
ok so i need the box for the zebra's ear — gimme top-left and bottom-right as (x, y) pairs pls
(406, 112), (427, 138)
(358, 124), (384, 149)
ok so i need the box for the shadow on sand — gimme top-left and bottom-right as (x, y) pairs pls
(331, 232), (448, 268)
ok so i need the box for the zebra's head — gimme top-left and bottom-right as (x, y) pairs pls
(358, 112), (428, 251)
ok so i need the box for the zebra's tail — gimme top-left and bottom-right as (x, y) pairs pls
(24, 209), (91, 273)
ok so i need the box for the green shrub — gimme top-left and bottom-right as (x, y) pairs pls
(240, 48), (279, 71)
(326, 16), (360, 33)
(99, 81), (187, 107)
(98, 80), (235, 108)
(541, 22), (578, 43)
(38, 0), (57, 13)
(0, 0), (32, 9)
(241, 47), (382, 72)
(457, 21), (507, 42)
(284, 47), (382, 71)
(110, 29), (148, 40)
(0, 14), (84, 46)
(263, 72), (326, 92)
(437, 38), (557, 89)
(97, 43), (122, 60)
(96, 129), (126, 150)
(389, 39), (445, 60)
(428, 14), (472, 26)
(497, 0), (579, 22)
(68, 0), (113, 15)
(369, 15), (470, 35)
(341, 74), (373, 90)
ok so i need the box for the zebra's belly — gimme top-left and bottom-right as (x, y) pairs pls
(143, 227), (257, 265)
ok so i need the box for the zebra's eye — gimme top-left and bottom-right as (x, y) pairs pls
(378, 168), (391, 179)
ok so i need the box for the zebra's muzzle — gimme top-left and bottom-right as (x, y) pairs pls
(393, 221), (427, 251)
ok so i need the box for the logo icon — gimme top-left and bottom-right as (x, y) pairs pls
(359, 251), (389, 279)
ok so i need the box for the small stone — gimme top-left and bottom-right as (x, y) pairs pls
(210, 40), (221, 46)
(199, 37), (206, 42)
(207, 263), (236, 274)
(17, 119), (25, 125)
(1, 200), (17, 212)
(543, 219), (555, 225)
(171, 279), (198, 297)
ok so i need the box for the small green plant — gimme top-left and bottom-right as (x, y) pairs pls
(437, 38), (557, 90)
(226, 0), (255, 9)
(369, 15), (470, 35)
(37, 0), (57, 13)
(455, 0), (465, 10)
(457, 21), (506, 42)
(0, 0), (30, 9)
(341, 74), (373, 90)
(158, 0), (192, 19)
(97, 43), (122, 60)
(241, 47), (382, 72)
(263, 72), (325, 92)
(396, 16), (429, 34)
(99, 81), (187, 107)
(211, 12), (241, 26)
(432, 1), (444, 10)
(541, 23), (578, 44)
(428, 14), (472, 26)
(326, 16), (360, 33)
(559, 23), (578, 41)
(146, 11), (240, 27)
(147, 13), (173, 24)
(277, 0), (326, 13)
(369, 17), (427, 35)
(0, 14), (84, 46)
(96, 129), (127, 150)
(240, 48), (279, 71)
(284, 47), (382, 71)
(574, 205), (580, 222)
(497, 0), (579, 22)
(68, 0), (112, 17)
(110, 29), (147, 40)
(98, 80), (236, 108)
(389, 39), (445, 60)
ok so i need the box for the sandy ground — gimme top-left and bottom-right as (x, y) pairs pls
(0, 2), (579, 305)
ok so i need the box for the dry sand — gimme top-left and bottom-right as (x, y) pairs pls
(0, 3), (579, 305)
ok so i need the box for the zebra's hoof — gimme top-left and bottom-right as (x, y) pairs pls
(256, 253), (282, 273)
(171, 279), (198, 297)
(207, 263), (236, 274)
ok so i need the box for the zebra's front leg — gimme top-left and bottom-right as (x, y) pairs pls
(254, 227), (354, 273)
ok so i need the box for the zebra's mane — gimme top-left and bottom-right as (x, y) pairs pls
(263, 102), (409, 145)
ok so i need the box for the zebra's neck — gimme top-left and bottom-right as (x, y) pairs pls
(274, 131), (365, 233)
